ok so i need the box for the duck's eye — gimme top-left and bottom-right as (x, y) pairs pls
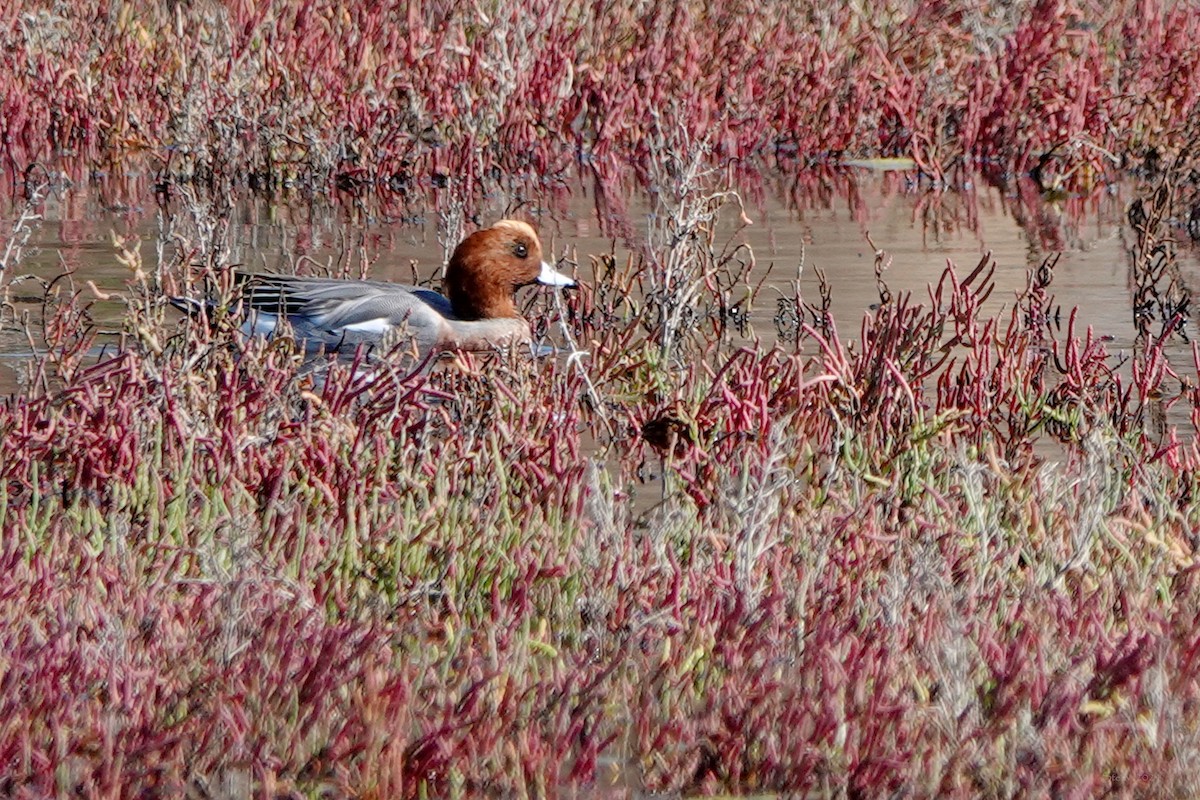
(513, 242), (529, 259)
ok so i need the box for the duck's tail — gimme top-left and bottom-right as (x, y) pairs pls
(168, 271), (258, 321)
(167, 295), (214, 318)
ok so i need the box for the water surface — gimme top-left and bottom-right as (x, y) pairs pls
(2, 167), (1192, 403)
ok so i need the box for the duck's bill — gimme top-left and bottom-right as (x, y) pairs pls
(537, 261), (576, 288)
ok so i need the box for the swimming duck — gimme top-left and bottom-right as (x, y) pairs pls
(178, 220), (575, 359)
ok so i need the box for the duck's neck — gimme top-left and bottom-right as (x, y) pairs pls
(444, 266), (520, 319)
(450, 289), (519, 320)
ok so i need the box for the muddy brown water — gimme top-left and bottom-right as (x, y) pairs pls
(2, 168), (1196, 432)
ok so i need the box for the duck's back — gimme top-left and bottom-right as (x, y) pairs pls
(242, 274), (453, 357)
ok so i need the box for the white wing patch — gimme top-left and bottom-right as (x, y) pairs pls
(340, 318), (394, 335)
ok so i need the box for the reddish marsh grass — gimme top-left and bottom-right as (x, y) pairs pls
(3, 0), (1200, 193)
(4, 157), (1200, 796)
(5, 3), (1200, 795)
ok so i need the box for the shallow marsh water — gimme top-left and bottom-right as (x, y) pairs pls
(2, 166), (1195, 412)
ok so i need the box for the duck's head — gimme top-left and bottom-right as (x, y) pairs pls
(444, 219), (575, 320)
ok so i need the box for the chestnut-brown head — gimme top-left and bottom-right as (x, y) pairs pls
(443, 220), (574, 320)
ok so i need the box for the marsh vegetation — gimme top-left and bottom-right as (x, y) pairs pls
(4, 1), (1200, 797)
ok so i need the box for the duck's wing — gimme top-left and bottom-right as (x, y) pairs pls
(241, 274), (452, 355)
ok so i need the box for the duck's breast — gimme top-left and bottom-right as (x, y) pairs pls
(438, 317), (534, 351)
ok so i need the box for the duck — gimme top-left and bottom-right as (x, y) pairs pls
(174, 219), (575, 359)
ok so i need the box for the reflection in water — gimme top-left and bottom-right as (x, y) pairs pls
(1, 165), (1195, 406)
